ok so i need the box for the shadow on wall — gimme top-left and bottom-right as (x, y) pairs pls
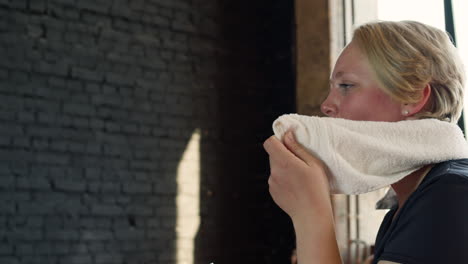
(194, 0), (296, 263)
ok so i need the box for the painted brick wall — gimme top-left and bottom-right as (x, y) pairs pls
(0, 0), (295, 263)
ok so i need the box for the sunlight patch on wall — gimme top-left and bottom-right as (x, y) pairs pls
(176, 129), (201, 264)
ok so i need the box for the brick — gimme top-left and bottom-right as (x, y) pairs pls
(90, 204), (123, 216)
(105, 72), (134, 86)
(81, 230), (113, 240)
(0, 123), (23, 136)
(65, 79), (83, 92)
(29, 0), (47, 12)
(45, 228), (80, 240)
(44, 216), (64, 228)
(5, 228), (43, 241)
(121, 241), (137, 251)
(0, 245), (14, 254)
(76, 0), (110, 13)
(0, 149), (34, 163)
(33, 61), (68, 76)
(60, 255), (93, 264)
(25, 216), (43, 227)
(53, 179), (86, 192)
(49, 140), (67, 152)
(95, 253), (123, 264)
(17, 111), (35, 123)
(147, 218), (160, 228)
(114, 228), (145, 240)
(172, 19), (196, 33)
(10, 0), (27, 9)
(17, 176), (51, 190)
(151, 14), (170, 27)
(38, 112), (57, 124)
(37, 242), (70, 255)
(0, 110), (15, 123)
(69, 243), (88, 254)
(86, 241), (105, 253)
(24, 97), (61, 112)
(36, 85), (68, 100)
(0, 95), (24, 111)
(16, 243), (34, 255)
(85, 83), (100, 93)
(27, 23), (44, 38)
(0, 137), (11, 147)
(61, 128), (94, 140)
(71, 117), (89, 129)
(87, 182), (100, 193)
(122, 182), (152, 194)
(68, 141), (86, 152)
(102, 84), (117, 94)
(9, 69), (30, 83)
(33, 138), (49, 149)
(85, 143), (101, 154)
(64, 103), (96, 116)
(92, 94), (122, 107)
(127, 205), (152, 216)
(0, 192), (30, 201)
(85, 168), (100, 179)
(35, 152), (69, 165)
(17, 201), (54, 215)
(122, 123), (138, 133)
(0, 201), (15, 214)
(0, 257), (19, 264)
(71, 67), (103, 82)
(104, 121), (120, 133)
(63, 8), (80, 20)
(0, 175), (15, 188)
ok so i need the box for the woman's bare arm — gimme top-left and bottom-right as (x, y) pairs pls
(264, 131), (342, 264)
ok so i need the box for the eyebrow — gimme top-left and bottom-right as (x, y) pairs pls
(331, 71), (358, 80)
(334, 71), (345, 78)
(329, 71), (344, 81)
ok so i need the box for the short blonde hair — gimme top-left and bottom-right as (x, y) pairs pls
(353, 20), (466, 123)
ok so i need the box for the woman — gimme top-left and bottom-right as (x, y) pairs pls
(264, 21), (467, 264)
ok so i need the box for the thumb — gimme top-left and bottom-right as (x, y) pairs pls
(283, 130), (317, 165)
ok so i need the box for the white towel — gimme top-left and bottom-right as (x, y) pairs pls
(272, 114), (468, 194)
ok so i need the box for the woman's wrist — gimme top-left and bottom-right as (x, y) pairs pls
(291, 203), (341, 264)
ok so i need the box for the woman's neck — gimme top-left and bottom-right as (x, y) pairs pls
(391, 164), (434, 209)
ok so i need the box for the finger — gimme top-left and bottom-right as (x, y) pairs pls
(283, 130), (320, 166)
(263, 135), (301, 164)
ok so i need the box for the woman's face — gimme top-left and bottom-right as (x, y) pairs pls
(321, 41), (405, 122)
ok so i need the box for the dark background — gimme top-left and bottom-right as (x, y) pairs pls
(0, 0), (295, 263)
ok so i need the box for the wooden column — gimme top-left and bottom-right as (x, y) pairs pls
(295, 0), (332, 116)
(295, 0), (349, 261)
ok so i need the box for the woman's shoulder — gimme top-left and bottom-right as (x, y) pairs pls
(402, 159), (468, 220)
(376, 160), (468, 263)
(420, 159), (468, 187)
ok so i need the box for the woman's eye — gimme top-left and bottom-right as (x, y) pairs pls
(338, 83), (353, 90)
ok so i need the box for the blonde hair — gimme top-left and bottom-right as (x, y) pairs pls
(353, 20), (466, 123)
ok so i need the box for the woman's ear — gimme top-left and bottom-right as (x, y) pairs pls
(401, 84), (431, 117)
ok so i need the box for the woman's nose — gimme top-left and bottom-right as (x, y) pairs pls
(320, 96), (337, 117)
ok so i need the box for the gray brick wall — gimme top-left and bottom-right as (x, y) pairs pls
(0, 0), (294, 263)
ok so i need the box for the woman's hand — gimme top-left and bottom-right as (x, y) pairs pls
(263, 130), (332, 220)
(264, 131), (342, 264)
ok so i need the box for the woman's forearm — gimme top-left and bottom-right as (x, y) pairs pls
(264, 133), (342, 263)
(292, 208), (342, 264)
